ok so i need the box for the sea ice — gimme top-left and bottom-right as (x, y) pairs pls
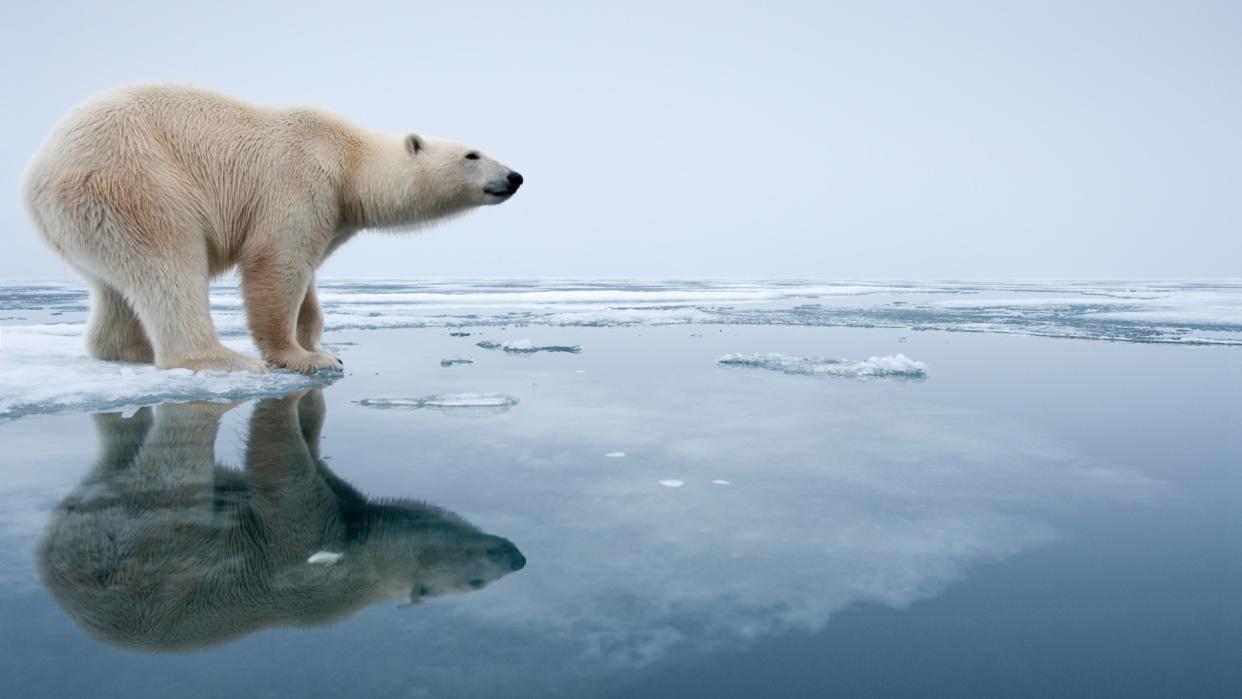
(477, 339), (582, 353)
(354, 393), (520, 410)
(0, 324), (326, 420)
(605, 452), (626, 458)
(1, 279), (1237, 423)
(5, 280), (1241, 345)
(440, 358), (474, 367)
(659, 480), (685, 488)
(717, 353), (929, 379)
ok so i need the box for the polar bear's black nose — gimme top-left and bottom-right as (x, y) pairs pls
(487, 540), (526, 571)
(506, 171), (524, 193)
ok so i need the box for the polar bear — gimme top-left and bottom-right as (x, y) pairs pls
(22, 84), (522, 373)
(37, 391), (526, 651)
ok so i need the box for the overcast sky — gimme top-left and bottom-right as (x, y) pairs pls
(2, 1), (1239, 280)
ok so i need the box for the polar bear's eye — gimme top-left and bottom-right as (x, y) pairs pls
(464, 152), (480, 160)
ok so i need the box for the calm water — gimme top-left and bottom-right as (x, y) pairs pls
(0, 281), (1239, 696)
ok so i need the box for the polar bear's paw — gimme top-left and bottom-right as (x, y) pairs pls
(176, 348), (270, 374)
(267, 349), (344, 374)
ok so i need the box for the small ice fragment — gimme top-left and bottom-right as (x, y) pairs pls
(307, 551), (343, 565)
(605, 452), (626, 458)
(712, 480), (731, 485)
(717, 352), (927, 379)
(449, 331), (472, 337)
(418, 393), (516, 408)
(477, 339), (582, 353)
(355, 393), (519, 411)
(440, 357), (474, 367)
(574, 370), (587, 374)
(659, 480), (685, 488)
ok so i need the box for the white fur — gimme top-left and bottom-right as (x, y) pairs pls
(22, 84), (519, 373)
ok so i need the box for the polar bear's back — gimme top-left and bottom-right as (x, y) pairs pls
(22, 84), (354, 270)
(29, 84), (276, 179)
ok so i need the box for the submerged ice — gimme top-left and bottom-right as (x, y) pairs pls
(719, 352), (929, 379)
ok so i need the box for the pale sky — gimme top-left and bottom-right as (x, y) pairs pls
(2, 1), (1239, 280)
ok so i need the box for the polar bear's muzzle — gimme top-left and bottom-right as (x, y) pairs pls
(484, 170), (524, 199)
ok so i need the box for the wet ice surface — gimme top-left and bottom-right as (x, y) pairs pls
(0, 280), (1239, 698)
(0, 325), (327, 420)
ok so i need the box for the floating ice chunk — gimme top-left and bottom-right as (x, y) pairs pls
(659, 480), (685, 488)
(440, 357), (474, 367)
(605, 452), (626, 458)
(419, 393), (518, 408)
(448, 331), (472, 337)
(712, 480), (731, 485)
(307, 551), (343, 565)
(477, 339), (582, 354)
(0, 325), (327, 421)
(355, 393), (520, 411)
(718, 353), (928, 380)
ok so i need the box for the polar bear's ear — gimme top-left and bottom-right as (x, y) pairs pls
(404, 134), (423, 155)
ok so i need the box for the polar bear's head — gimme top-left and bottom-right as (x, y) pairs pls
(404, 134), (522, 208)
(349, 131), (523, 230)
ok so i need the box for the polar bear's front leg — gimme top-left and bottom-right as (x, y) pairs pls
(241, 255), (342, 374)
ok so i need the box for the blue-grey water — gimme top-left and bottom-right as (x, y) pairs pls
(0, 280), (1239, 697)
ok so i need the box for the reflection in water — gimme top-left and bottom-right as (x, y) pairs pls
(36, 391), (525, 652)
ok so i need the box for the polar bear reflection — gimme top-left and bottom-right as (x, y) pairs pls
(37, 391), (525, 652)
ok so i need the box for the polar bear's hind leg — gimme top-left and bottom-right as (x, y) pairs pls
(85, 281), (155, 364)
(94, 219), (264, 374)
(120, 257), (266, 373)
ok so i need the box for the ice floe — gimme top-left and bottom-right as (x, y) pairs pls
(477, 339), (582, 353)
(658, 480), (685, 488)
(718, 352), (929, 379)
(0, 324), (326, 420)
(354, 393), (520, 411)
(439, 357), (474, 367)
